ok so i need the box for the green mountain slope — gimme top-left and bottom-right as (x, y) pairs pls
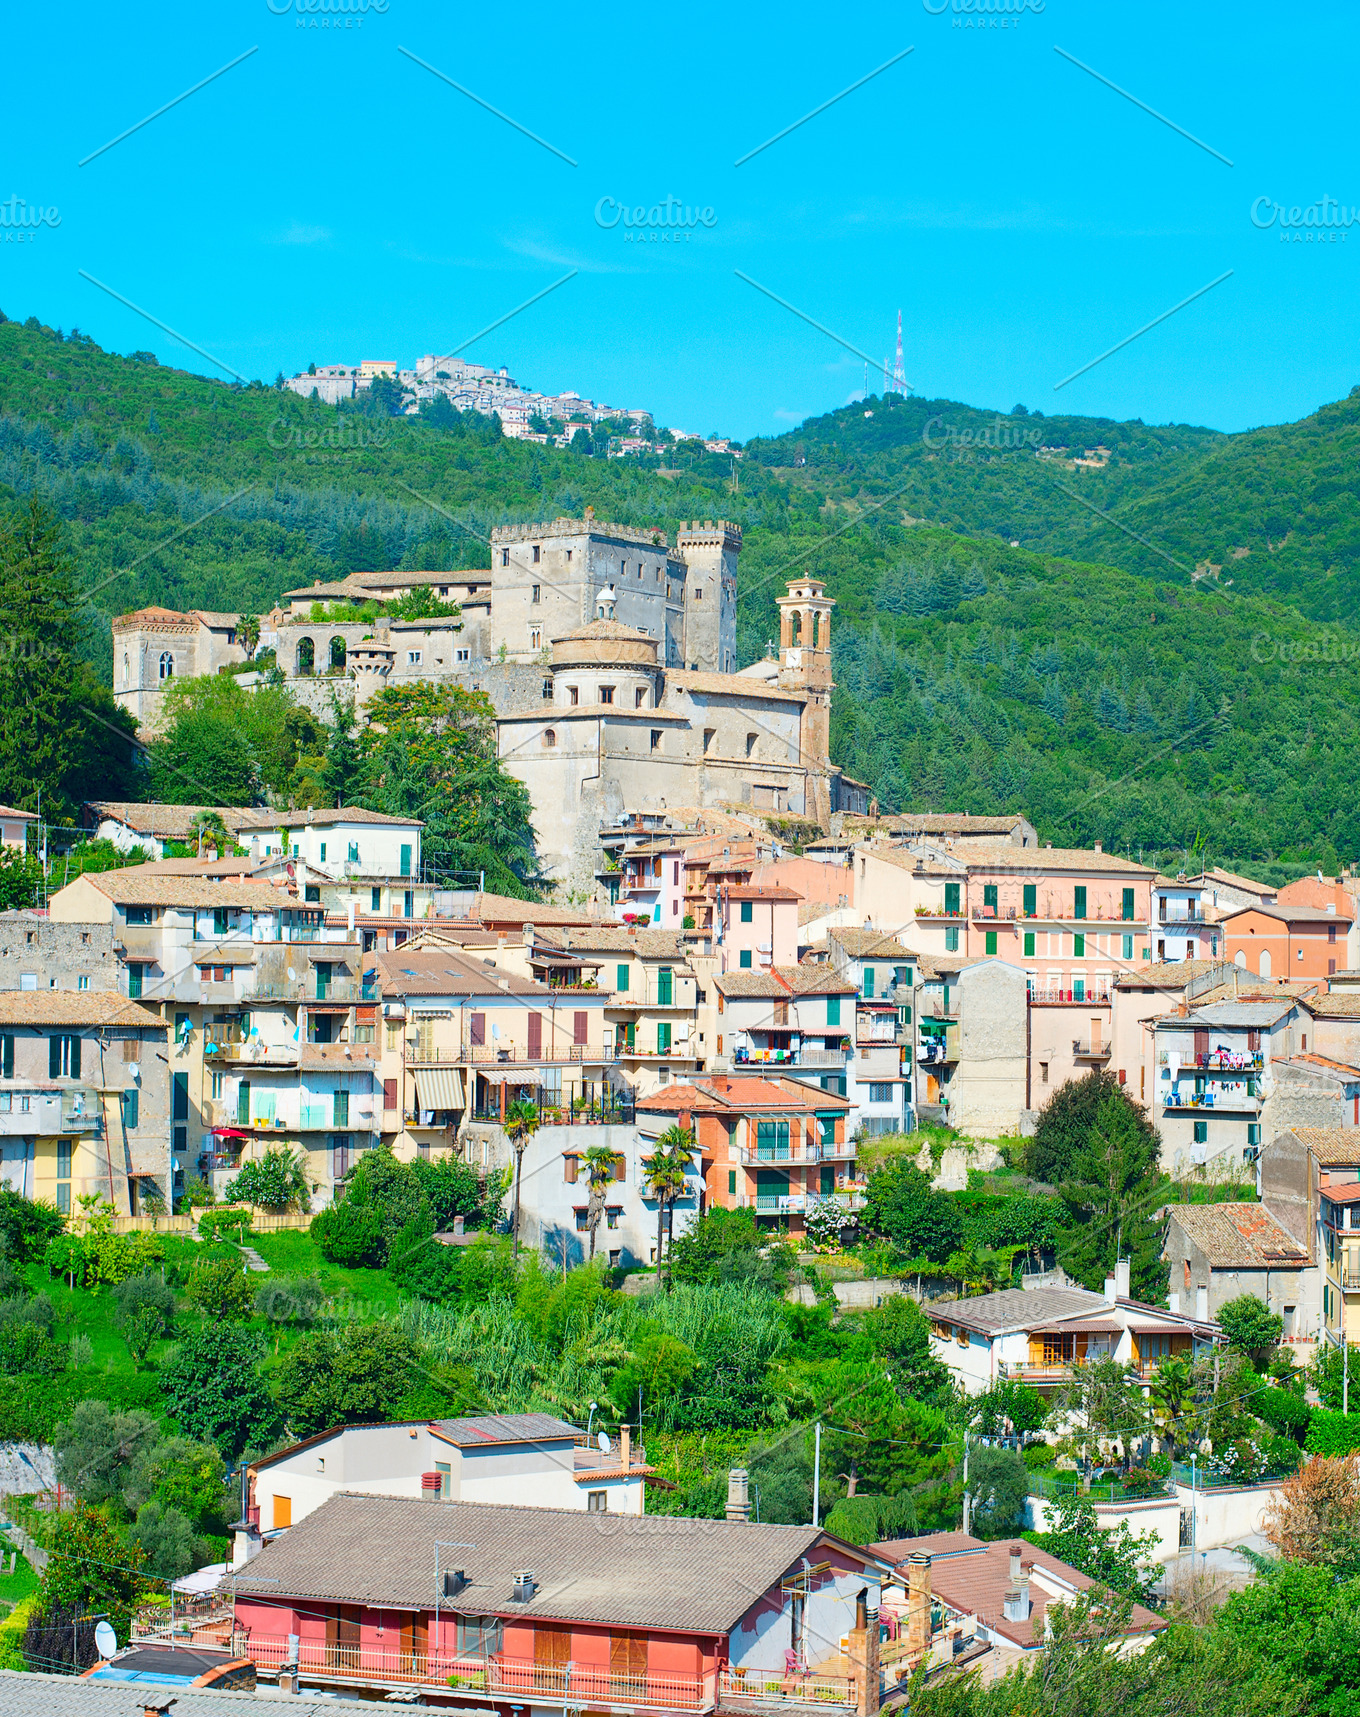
(0, 311), (1356, 871)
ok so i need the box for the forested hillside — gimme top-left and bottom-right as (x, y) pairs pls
(1, 308), (1357, 873)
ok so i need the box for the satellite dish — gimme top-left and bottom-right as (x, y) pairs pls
(94, 1620), (117, 1660)
(597, 1431), (610, 1454)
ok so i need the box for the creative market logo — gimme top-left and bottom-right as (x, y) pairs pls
(594, 196), (717, 244)
(1251, 195), (1353, 245)
(922, 0), (1044, 28)
(1, 196), (60, 244)
(267, 0), (389, 28)
(923, 415), (1042, 451)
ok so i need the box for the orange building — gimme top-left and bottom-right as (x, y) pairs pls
(637, 1073), (851, 1234)
(1221, 901), (1354, 982)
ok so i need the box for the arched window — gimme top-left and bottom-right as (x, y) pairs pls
(158, 652), (174, 681)
(122, 653), (129, 685)
(329, 635), (347, 673)
(543, 729), (557, 748)
(1234, 950), (1246, 969)
(297, 636), (315, 677)
(1259, 949), (1272, 978)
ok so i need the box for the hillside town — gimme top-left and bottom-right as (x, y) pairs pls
(0, 505), (1356, 1707)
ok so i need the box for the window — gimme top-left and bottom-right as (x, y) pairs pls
(407, 650), (422, 665)
(983, 884), (998, 910)
(657, 968), (673, 1006)
(211, 1069), (224, 1100)
(827, 995), (841, 1027)
(400, 844), (412, 878)
(532, 544), (540, 563)
(456, 648), (470, 663)
(746, 732), (757, 757)
(586, 1489), (608, 1512)
(574, 1208), (589, 1232)
(869, 1083), (892, 1103)
(1023, 931), (1035, 957)
(405, 889), (414, 919)
(319, 843), (327, 863)
(756, 1120), (791, 1159)
(567, 685), (579, 706)
(739, 950), (753, 969)
(703, 727), (715, 752)
(607, 1205), (622, 1226)
(1330, 923), (1339, 944)
(863, 966), (876, 998)
(1023, 883), (1036, 916)
(944, 882), (960, 915)
(1074, 886), (1087, 920)
(650, 729), (662, 751)
(1039, 1062), (1049, 1084)
(158, 651), (174, 680)
(500, 548), (510, 566)
(333, 1090), (349, 1127)
(599, 686), (615, 704)
(49, 1034), (81, 1079)
(1071, 933), (1086, 957)
(371, 886), (382, 912)
(384, 1077), (398, 1110)
(305, 884), (321, 904)
(944, 926), (959, 952)
(125, 906), (154, 927)
(740, 901), (753, 924)
(127, 964), (144, 1000)
(728, 1169), (737, 1195)
(1073, 977), (1086, 1001)
(531, 584), (541, 604)
(173, 1071), (189, 1122)
(543, 729), (557, 748)
(985, 931), (998, 956)
(1193, 1120), (1208, 1144)
(657, 1023), (672, 1054)
(1, 1035), (12, 1079)
(1122, 888), (1135, 921)
(616, 964), (629, 993)
(1247, 1123), (1261, 1146)
(122, 1088), (139, 1130)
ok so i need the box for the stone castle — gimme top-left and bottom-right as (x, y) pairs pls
(112, 511), (868, 884)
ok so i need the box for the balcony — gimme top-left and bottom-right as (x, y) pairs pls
(422, 1043), (603, 1065)
(1027, 989), (1111, 1006)
(240, 1634), (712, 1709)
(734, 1045), (849, 1070)
(1163, 1089), (1259, 1112)
(718, 1668), (855, 1714)
(204, 1040), (300, 1067)
(1072, 1041), (1111, 1062)
(1159, 1052), (1263, 1073)
(0, 1089), (102, 1136)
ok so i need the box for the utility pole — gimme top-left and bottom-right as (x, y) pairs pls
(961, 1431), (971, 1536)
(1345, 1330), (1349, 1417)
(811, 1422), (822, 1526)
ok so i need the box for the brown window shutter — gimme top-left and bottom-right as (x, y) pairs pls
(527, 1012), (542, 1057)
(1193, 1027), (1209, 1059)
(613, 1155), (626, 1181)
(470, 1012), (485, 1046)
(564, 1155), (578, 1184)
(574, 1010), (588, 1045)
(383, 1078), (398, 1110)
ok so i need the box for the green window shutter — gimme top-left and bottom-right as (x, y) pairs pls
(863, 967), (875, 998)
(0, 1035), (11, 1080)
(1023, 883), (1036, 917)
(127, 964), (143, 1000)
(617, 964), (629, 992)
(1023, 932), (1035, 957)
(400, 844), (412, 877)
(122, 1089), (139, 1130)
(727, 1169), (736, 1195)
(740, 901), (753, 923)
(71, 1036), (81, 1080)
(371, 887), (381, 912)
(334, 1089), (349, 1127)
(1122, 888), (1135, 921)
(1073, 933), (1085, 957)
(985, 931), (997, 956)
(1123, 934), (1133, 960)
(173, 1071), (189, 1121)
(983, 884), (998, 909)
(944, 882), (960, 915)
(827, 995), (841, 1027)
(237, 1080), (251, 1125)
(49, 1034), (60, 1079)
(657, 967), (673, 1006)
(1074, 886), (1087, 920)
(658, 1022), (672, 1054)
(945, 927), (959, 952)
(740, 950), (752, 969)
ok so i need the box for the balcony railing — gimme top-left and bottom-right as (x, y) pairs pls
(239, 1635), (711, 1707)
(1072, 1041), (1111, 1060)
(734, 1046), (849, 1069)
(408, 1044), (601, 1065)
(1159, 1052), (1263, 1072)
(718, 1668), (856, 1712)
(1163, 1090), (1258, 1111)
(1027, 989), (1111, 1006)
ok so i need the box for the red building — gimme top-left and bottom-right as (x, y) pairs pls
(231, 1492), (889, 1713)
(637, 1073), (851, 1234)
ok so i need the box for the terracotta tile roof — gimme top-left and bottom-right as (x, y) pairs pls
(538, 926), (689, 958)
(725, 885), (802, 902)
(637, 1074), (849, 1115)
(1223, 901), (1354, 926)
(1284, 1127), (1360, 1166)
(713, 971), (787, 999)
(666, 670), (806, 704)
(0, 992), (166, 1029)
(797, 901), (839, 927)
(466, 893), (600, 927)
(273, 807), (423, 829)
(87, 801), (273, 840)
(83, 874), (292, 909)
(827, 927), (918, 960)
(1114, 959), (1227, 990)
(373, 948), (552, 999)
(1301, 992), (1360, 1018)
(772, 964), (858, 997)
(945, 841), (1154, 875)
(1288, 1052), (1360, 1079)
(234, 1493), (866, 1632)
(0, 805), (37, 821)
(1167, 1201), (1310, 1267)
(872, 1533), (1164, 1651)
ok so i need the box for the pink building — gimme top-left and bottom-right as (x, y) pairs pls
(720, 885), (800, 973)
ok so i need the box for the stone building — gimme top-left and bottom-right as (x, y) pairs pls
(112, 607), (246, 732)
(0, 912), (120, 992)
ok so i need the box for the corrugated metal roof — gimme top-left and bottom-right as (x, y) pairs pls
(0, 1669), (395, 1715)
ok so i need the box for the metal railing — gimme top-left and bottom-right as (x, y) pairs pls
(1072, 1041), (1111, 1058)
(239, 1635), (711, 1707)
(407, 1044), (599, 1065)
(718, 1668), (855, 1711)
(1159, 1052), (1263, 1072)
(1027, 989), (1111, 1006)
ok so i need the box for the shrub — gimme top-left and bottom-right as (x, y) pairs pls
(160, 1326), (276, 1459)
(274, 1324), (423, 1436)
(253, 1275), (324, 1324)
(311, 1200), (385, 1267)
(1257, 1383), (1312, 1444)
(54, 1399), (159, 1505)
(112, 1270), (176, 1367)
(197, 1208), (254, 1244)
(1305, 1409), (1360, 1459)
(183, 1255), (254, 1320)
(1217, 1294), (1283, 1363)
(224, 1147), (310, 1213)
(0, 1187), (64, 1261)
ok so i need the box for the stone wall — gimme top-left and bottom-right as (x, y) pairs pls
(0, 914), (120, 991)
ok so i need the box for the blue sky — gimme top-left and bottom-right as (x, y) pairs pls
(3, 0), (1358, 440)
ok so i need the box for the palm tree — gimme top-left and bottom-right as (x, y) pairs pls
(1148, 1354), (1195, 1462)
(583, 1143), (619, 1261)
(193, 811), (231, 860)
(641, 1125), (696, 1289)
(504, 1098), (540, 1262)
(237, 614), (261, 661)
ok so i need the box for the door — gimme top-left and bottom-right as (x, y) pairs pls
(469, 1012), (485, 1047)
(400, 1614), (428, 1678)
(327, 1607), (361, 1672)
(1193, 1027), (1209, 1063)
(610, 1633), (647, 1697)
(535, 1626), (571, 1692)
(527, 1012), (542, 1058)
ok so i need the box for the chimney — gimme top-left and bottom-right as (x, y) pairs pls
(1094, 841), (1102, 853)
(726, 1467), (751, 1523)
(511, 1570), (538, 1602)
(621, 1424), (632, 1469)
(904, 1554), (932, 1662)
(1115, 1257), (1130, 1299)
(1002, 1548), (1031, 1622)
(523, 922), (536, 947)
(1196, 1284), (1209, 1322)
(1168, 1291), (1180, 1314)
(421, 1470), (442, 1500)
(1104, 1274), (1116, 1304)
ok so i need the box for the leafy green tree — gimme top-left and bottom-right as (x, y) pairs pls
(0, 497), (137, 819)
(129, 1500), (200, 1582)
(1218, 1293), (1283, 1365)
(1148, 1354), (1195, 1460)
(861, 1294), (951, 1403)
(319, 690), (362, 807)
(125, 1435), (227, 1527)
(149, 674), (325, 806)
(224, 1147), (311, 1213)
(0, 1187), (64, 1261)
(608, 1333), (699, 1422)
(1310, 1339), (1360, 1411)
(1049, 1087), (1166, 1299)
(409, 1153), (490, 1231)
(1050, 1356), (1146, 1472)
(668, 1206), (794, 1290)
(1028, 1070), (1159, 1187)
(967, 1445), (1030, 1538)
(861, 1159), (964, 1262)
(111, 1270), (176, 1368)
(311, 1199), (385, 1267)
(968, 1376), (1047, 1439)
(389, 1231), (515, 1306)
(160, 1326), (276, 1459)
(273, 1323), (424, 1436)
(183, 1254), (254, 1320)
(745, 1434), (813, 1525)
(583, 1143), (620, 1261)
(54, 1400), (159, 1505)
(1215, 1559), (1360, 1715)
(34, 1504), (148, 1644)
(0, 846), (43, 909)
(1026, 1491), (1158, 1598)
(504, 1100), (540, 1263)
(824, 1492), (920, 1545)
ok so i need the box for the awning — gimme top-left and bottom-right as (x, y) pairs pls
(415, 1067), (465, 1110)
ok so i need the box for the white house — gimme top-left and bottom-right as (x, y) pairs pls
(244, 1413), (653, 1555)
